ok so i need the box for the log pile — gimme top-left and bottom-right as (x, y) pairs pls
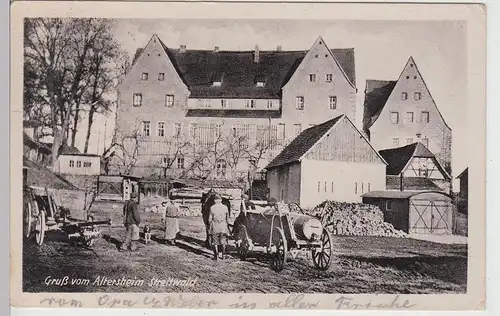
(310, 201), (406, 238)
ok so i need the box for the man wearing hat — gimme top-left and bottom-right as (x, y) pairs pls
(208, 194), (230, 260)
(120, 191), (141, 251)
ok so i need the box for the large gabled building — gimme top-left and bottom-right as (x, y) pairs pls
(111, 35), (357, 179)
(362, 57), (452, 175)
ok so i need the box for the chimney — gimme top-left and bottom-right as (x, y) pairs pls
(214, 46), (219, 53)
(180, 45), (186, 53)
(276, 45), (282, 52)
(254, 44), (260, 63)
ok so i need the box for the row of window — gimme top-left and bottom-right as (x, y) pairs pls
(139, 72), (336, 86)
(309, 73), (334, 83)
(296, 96), (337, 110)
(390, 111), (429, 124)
(68, 160), (92, 168)
(161, 156), (230, 175)
(140, 121), (310, 139)
(392, 137), (429, 148)
(400, 92), (422, 101)
(132, 93), (338, 111)
(316, 181), (372, 194)
(141, 72), (165, 81)
(142, 121), (182, 137)
(162, 156), (185, 169)
(197, 99), (275, 109)
(133, 93), (174, 107)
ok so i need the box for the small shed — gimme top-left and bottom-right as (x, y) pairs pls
(96, 175), (140, 201)
(362, 190), (453, 235)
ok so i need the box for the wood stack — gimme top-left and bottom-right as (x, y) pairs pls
(309, 200), (406, 238)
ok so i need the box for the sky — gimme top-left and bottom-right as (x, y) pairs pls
(76, 19), (467, 179)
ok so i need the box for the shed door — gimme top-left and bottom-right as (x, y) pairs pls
(409, 199), (452, 235)
(98, 179), (123, 199)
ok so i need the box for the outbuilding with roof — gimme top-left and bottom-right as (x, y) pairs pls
(265, 114), (387, 208)
(362, 190), (454, 235)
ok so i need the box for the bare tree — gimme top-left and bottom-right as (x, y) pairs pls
(24, 18), (124, 166)
(82, 44), (129, 153)
(185, 128), (227, 179)
(111, 122), (142, 176)
(245, 124), (280, 169)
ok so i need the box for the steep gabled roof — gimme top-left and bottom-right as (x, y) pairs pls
(362, 56), (451, 132)
(132, 36), (356, 99)
(362, 80), (396, 131)
(266, 115), (344, 169)
(379, 142), (451, 180)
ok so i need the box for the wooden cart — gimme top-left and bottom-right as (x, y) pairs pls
(232, 203), (334, 272)
(23, 185), (111, 246)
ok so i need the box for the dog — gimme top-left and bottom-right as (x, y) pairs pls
(143, 224), (152, 244)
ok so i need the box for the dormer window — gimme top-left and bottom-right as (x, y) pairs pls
(212, 72), (224, 87)
(255, 74), (266, 87)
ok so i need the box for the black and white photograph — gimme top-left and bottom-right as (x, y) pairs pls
(10, 1), (486, 310)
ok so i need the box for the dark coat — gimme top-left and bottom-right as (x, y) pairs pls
(123, 200), (141, 226)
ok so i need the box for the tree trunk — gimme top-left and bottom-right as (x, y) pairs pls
(70, 102), (81, 147)
(51, 129), (61, 172)
(84, 107), (96, 153)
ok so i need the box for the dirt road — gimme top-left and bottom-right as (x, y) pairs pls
(23, 214), (467, 294)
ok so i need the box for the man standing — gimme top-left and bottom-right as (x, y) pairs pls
(162, 199), (180, 245)
(209, 194), (230, 260)
(120, 191), (141, 252)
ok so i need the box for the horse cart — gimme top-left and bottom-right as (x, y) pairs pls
(232, 202), (334, 272)
(23, 185), (111, 246)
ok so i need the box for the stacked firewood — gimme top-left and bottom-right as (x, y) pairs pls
(310, 201), (406, 238)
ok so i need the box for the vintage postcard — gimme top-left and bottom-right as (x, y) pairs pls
(10, 1), (486, 311)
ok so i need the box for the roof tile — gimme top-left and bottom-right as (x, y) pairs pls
(134, 38), (356, 99)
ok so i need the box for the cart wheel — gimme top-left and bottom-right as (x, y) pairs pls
(23, 200), (33, 238)
(237, 225), (250, 260)
(269, 227), (287, 272)
(312, 228), (334, 271)
(35, 211), (46, 246)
